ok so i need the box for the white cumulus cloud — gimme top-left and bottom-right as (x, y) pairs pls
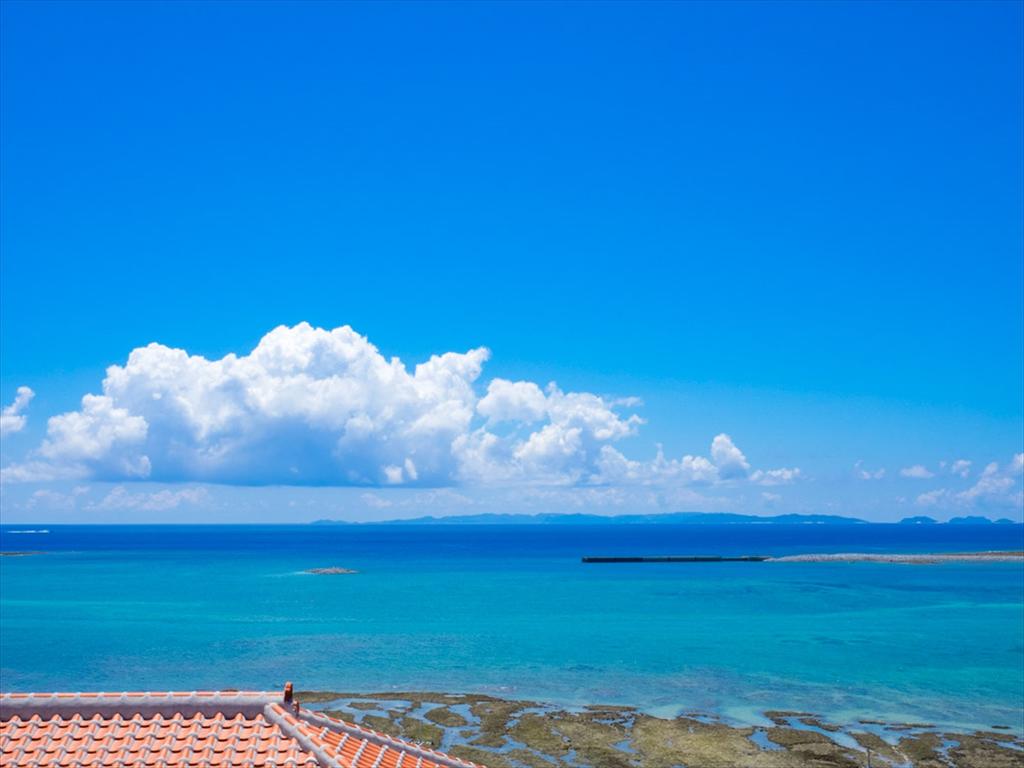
(5, 324), (490, 486)
(1, 323), (800, 496)
(454, 383), (645, 485)
(477, 379), (547, 423)
(710, 433), (751, 479)
(592, 434), (798, 489)
(1, 386), (35, 436)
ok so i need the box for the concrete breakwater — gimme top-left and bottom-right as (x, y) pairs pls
(582, 555), (769, 563)
(582, 551), (1024, 564)
(769, 551), (1024, 563)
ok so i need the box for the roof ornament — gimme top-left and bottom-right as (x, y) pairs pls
(284, 682), (294, 704)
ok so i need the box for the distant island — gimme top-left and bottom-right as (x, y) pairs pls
(312, 511), (1022, 526)
(947, 515), (1017, 525)
(313, 511), (869, 525)
(899, 515), (1018, 525)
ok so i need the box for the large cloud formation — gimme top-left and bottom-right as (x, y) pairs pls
(2, 323), (796, 488)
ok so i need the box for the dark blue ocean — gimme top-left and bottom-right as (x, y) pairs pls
(1, 524), (1022, 732)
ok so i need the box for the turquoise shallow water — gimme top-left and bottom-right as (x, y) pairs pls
(1, 524), (1022, 732)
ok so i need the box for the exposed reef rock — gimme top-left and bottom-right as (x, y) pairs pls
(292, 690), (1024, 768)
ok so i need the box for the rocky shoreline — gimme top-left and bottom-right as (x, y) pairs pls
(295, 690), (1023, 768)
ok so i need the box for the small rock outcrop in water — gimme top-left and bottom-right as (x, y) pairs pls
(306, 566), (358, 575)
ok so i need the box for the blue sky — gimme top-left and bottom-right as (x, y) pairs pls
(1, 0), (1021, 522)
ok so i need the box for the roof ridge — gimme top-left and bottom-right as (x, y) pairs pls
(0, 699), (323, 768)
(0, 691), (283, 721)
(264, 703), (346, 768)
(0, 696), (278, 700)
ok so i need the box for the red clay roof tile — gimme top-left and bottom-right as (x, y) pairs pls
(0, 688), (486, 768)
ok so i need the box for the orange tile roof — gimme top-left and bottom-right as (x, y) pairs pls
(0, 686), (485, 768)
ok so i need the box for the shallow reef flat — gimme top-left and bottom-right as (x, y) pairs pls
(294, 691), (1023, 768)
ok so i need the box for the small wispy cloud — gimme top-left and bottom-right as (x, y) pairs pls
(26, 485), (89, 511)
(90, 486), (209, 512)
(915, 489), (947, 507)
(949, 459), (972, 478)
(855, 461), (885, 480)
(900, 465), (934, 479)
(913, 454), (1023, 512)
(0, 386), (35, 437)
(750, 467), (802, 486)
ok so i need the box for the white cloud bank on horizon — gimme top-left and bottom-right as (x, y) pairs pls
(1, 323), (799, 490)
(0, 386), (35, 436)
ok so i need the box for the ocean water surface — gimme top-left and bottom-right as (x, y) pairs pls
(1, 523), (1022, 732)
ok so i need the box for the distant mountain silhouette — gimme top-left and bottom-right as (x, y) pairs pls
(899, 516), (938, 524)
(947, 515), (996, 525)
